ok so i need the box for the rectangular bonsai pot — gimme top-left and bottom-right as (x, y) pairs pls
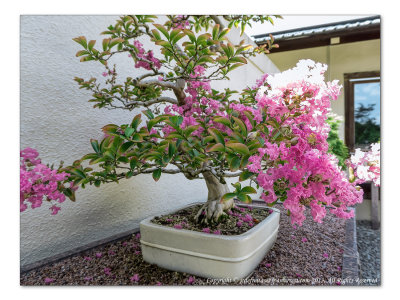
(139, 203), (280, 279)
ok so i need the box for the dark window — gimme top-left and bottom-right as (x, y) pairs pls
(344, 71), (381, 152)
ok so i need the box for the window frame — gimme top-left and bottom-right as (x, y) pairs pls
(344, 71), (381, 152)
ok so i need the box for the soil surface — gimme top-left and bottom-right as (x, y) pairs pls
(356, 220), (381, 285)
(151, 204), (272, 235)
(20, 202), (346, 286)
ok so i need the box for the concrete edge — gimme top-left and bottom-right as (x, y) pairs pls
(342, 208), (360, 286)
(20, 226), (140, 275)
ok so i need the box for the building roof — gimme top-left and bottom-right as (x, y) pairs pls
(254, 16), (380, 53)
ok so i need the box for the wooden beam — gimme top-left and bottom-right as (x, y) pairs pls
(258, 26), (380, 53)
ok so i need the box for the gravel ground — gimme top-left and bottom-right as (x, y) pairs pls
(356, 220), (381, 285)
(21, 203), (346, 286)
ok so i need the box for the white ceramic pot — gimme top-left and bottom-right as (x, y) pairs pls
(140, 203), (280, 279)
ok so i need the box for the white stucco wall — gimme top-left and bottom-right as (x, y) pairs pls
(20, 15), (279, 267)
(267, 39), (381, 140)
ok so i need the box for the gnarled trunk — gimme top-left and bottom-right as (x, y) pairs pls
(194, 171), (235, 224)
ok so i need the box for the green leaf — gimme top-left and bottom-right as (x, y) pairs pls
(208, 128), (225, 145)
(237, 193), (252, 203)
(232, 116), (247, 135)
(119, 141), (134, 153)
(183, 125), (199, 136)
(70, 168), (86, 179)
(230, 56), (247, 64)
(183, 29), (196, 43)
(168, 142), (176, 158)
(131, 114), (142, 130)
(221, 192), (237, 202)
(197, 55), (214, 65)
(142, 109), (155, 120)
(153, 24), (169, 39)
(147, 115), (168, 131)
(72, 36), (87, 49)
(81, 153), (99, 161)
(197, 33), (211, 46)
(241, 186), (257, 194)
(212, 24), (220, 40)
(206, 143), (225, 152)
(213, 117), (231, 127)
(90, 139), (100, 154)
(151, 29), (161, 40)
(152, 168), (162, 181)
(228, 63), (245, 72)
(226, 142), (249, 155)
(88, 40), (96, 51)
(117, 156), (129, 163)
(239, 170), (255, 182)
(102, 38), (110, 51)
(218, 28), (231, 40)
(130, 158), (138, 169)
(169, 115), (183, 127)
(229, 156), (241, 171)
(124, 127), (135, 138)
(63, 188), (75, 201)
(75, 50), (89, 57)
(109, 38), (124, 49)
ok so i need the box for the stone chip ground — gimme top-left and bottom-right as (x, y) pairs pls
(21, 203), (349, 286)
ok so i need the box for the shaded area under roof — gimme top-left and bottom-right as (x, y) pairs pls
(254, 15), (380, 53)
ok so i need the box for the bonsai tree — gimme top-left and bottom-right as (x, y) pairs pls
(21, 15), (364, 226)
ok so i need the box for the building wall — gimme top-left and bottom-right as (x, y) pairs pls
(267, 39), (381, 139)
(20, 15), (279, 267)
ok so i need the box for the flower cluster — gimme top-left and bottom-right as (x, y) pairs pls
(171, 15), (190, 29)
(348, 143), (380, 186)
(20, 148), (72, 214)
(248, 60), (364, 225)
(132, 40), (162, 70)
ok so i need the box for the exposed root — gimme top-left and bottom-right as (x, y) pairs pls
(194, 169), (235, 224)
(195, 198), (235, 225)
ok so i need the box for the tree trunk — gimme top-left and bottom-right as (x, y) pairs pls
(194, 171), (235, 224)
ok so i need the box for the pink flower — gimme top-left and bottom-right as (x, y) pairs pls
(202, 228), (210, 233)
(84, 276), (92, 281)
(136, 233), (141, 239)
(236, 221), (243, 228)
(156, 281), (162, 286)
(295, 273), (302, 278)
(104, 268), (112, 275)
(186, 276), (195, 284)
(265, 263), (272, 268)
(323, 252), (329, 258)
(337, 266), (342, 271)
(122, 241), (128, 246)
(95, 252), (102, 258)
(102, 72), (108, 77)
(291, 235), (296, 240)
(49, 205), (61, 215)
(108, 250), (116, 256)
(336, 281), (341, 286)
(212, 230), (221, 235)
(135, 250), (141, 255)
(174, 224), (183, 229)
(301, 237), (308, 243)
(83, 256), (92, 261)
(44, 277), (55, 284)
(130, 274), (140, 282)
